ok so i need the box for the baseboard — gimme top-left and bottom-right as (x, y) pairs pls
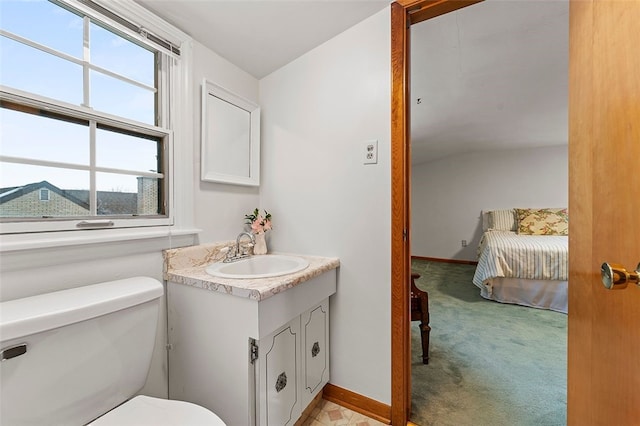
(412, 255), (478, 266)
(322, 383), (391, 425)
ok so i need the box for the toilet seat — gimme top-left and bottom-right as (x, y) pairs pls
(89, 395), (226, 426)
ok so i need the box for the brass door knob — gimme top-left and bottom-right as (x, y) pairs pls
(601, 262), (640, 289)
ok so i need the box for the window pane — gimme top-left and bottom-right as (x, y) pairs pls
(0, 0), (168, 229)
(0, 0), (83, 58)
(96, 127), (160, 173)
(90, 21), (155, 87)
(0, 105), (89, 165)
(91, 70), (155, 124)
(96, 173), (160, 216)
(0, 163), (89, 217)
(0, 37), (83, 105)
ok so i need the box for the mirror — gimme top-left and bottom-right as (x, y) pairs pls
(201, 79), (260, 186)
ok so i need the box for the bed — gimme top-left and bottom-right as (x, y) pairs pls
(472, 208), (569, 313)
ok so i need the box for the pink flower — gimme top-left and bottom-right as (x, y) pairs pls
(244, 208), (272, 234)
(251, 216), (263, 234)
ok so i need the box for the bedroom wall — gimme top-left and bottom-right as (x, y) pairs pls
(259, 8), (391, 404)
(411, 145), (568, 261)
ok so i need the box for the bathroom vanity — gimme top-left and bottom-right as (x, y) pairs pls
(163, 243), (339, 426)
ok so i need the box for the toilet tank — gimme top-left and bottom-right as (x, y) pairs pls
(0, 277), (164, 426)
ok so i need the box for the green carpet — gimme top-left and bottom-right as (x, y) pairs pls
(410, 259), (567, 426)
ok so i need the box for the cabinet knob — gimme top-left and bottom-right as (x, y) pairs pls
(311, 342), (320, 357)
(275, 371), (287, 393)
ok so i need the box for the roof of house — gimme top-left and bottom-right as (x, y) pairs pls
(66, 189), (137, 215)
(0, 181), (138, 215)
(0, 181), (89, 210)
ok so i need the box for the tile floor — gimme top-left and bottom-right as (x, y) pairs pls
(301, 399), (387, 426)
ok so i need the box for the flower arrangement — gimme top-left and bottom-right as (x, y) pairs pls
(244, 208), (272, 234)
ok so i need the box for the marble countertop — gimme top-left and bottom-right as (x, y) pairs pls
(164, 242), (339, 301)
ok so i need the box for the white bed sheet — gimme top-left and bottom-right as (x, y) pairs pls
(473, 230), (569, 313)
(479, 277), (568, 313)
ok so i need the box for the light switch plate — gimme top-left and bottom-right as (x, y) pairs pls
(363, 140), (378, 165)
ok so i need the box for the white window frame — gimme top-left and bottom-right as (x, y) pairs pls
(0, 0), (195, 243)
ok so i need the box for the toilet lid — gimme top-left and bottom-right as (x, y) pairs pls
(89, 395), (226, 426)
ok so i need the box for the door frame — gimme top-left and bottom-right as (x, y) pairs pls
(390, 1), (483, 424)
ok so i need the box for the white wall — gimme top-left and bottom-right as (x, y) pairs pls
(191, 40), (261, 244)
(411, 145), (568, 260)
(259, 8), (391, 404)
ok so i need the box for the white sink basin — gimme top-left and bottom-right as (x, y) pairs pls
(206, 255), (309, 279)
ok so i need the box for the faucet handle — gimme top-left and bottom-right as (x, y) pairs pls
(239, 243), (254, 256)
(220, 246), (234, 259)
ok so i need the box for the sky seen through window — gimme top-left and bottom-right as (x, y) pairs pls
(0, 0), (158, 193)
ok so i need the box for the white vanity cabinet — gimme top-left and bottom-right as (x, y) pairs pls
(256, 298), (330, 426)
(167, 269), (335, 426)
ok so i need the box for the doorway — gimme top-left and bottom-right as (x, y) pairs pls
(407, 2), (569, 424)
(391, 1), (640, 425)
(390, 3), (484, 423)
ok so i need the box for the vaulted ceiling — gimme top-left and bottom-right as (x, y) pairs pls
(410, 0), (569, 164)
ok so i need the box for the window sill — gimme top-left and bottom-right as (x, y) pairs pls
(0, 226), (201, 253)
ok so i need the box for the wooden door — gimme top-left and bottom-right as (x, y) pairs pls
(567, 0), (640, 424)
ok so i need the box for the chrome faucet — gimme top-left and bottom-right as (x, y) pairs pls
(222, 232), (256, 263)
(236, 231), (255, 255)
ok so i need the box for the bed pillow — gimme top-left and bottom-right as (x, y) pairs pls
(489, 209), (517, 231)
(516, 208), (568, 235)
(481, 211), (491, 231)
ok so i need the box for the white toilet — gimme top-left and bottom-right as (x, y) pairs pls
(0, 277), (225, 425)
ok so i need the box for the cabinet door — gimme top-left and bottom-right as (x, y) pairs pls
(258, 318), (300, 426)
(301, 298), (329, 408)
